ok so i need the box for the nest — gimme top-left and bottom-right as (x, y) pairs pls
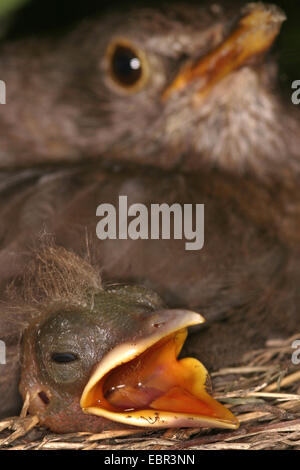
(1, 333), (300, 450)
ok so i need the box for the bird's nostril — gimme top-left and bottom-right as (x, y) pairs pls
(153, 322), (165, 328)
(38, 391), (50, 405)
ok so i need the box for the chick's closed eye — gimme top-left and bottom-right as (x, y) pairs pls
(51, 352), (79, 364)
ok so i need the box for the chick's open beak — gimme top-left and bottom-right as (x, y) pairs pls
(80, 310), (239, 429)
(162, 2), (286, 102)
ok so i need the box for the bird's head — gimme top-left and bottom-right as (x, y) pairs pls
(18, 245), (238, 433)
(58, 1), (295, 178)
(2, 1), (298, 177)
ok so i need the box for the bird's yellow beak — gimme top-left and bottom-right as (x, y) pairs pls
(162, 2), (286, 102)
(80, 311), (239, 429)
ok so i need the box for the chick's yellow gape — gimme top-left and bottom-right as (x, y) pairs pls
(82, 328), (237, 428)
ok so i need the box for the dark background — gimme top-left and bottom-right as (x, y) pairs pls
(2, 0), (300, 92)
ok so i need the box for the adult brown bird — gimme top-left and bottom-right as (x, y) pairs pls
(0, 1), (298, 179)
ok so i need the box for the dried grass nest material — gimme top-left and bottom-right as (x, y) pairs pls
(1, 334), (300, 450)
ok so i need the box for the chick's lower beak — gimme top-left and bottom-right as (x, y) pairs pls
(80, 310), (239, 429)
(162, 2), (286, 102)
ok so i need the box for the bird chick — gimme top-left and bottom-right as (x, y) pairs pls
(2, 244), (238, 433)
(0, 1), (298, 179)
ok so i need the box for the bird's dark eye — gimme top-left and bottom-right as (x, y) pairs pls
(51, 352), (78, 364)
(106, 40), (149, 92)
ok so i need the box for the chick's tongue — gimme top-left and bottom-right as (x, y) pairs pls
(103, 334), (178, 410)
(103, 330), (212, 414)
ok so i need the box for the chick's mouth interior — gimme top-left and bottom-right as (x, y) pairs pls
(82, 329), (230, 420)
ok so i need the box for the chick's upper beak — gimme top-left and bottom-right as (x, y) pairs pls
(80, 309), (239, 429)
(162, 2), (286, 102)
